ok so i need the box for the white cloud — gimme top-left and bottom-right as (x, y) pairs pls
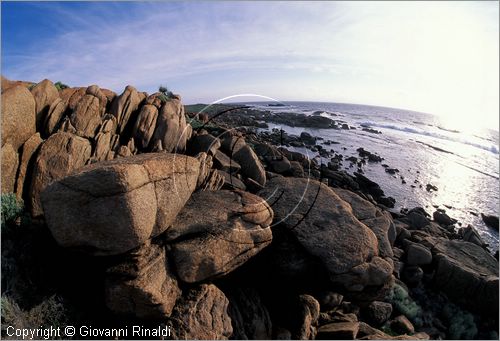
(3, 1), (498, 128)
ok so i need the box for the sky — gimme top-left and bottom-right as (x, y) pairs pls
(1, 1), (499, 129)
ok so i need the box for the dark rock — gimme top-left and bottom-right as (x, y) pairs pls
(365, 301), (393, 326)
(219, 170), (246, 191)
(428, 238), (498, 315)
(105, 240), (180, 319)
(390, 315), (415, 334)
(188, 133), (221, 156)
(225, 287), (272, 340)
(481, 213), (499, 230)
(405, 243), (432, 265)
(426, 183), (438, 192)
(433, 210), (456, 226)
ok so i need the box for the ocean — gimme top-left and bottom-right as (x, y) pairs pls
(243, 101), (499, 251)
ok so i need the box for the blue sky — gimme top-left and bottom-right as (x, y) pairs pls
(2, 1), (499, 128)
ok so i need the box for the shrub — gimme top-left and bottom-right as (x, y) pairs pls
(1, 194), (24, 227)
(1, 295), (70, 336)
(54, 81), (69, 91)
(158, 85), (175, 100)
(387, 284), (422, 325)
(441, 302), (477, 339)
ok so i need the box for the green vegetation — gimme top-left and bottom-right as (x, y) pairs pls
(158, 84), (174, 100)
(386, 284), (422, 326)
(1, 193), (24, 227)
(1, 295), (70, 336)
(54, 81), (69, 91)
(441, 302), (477, 339)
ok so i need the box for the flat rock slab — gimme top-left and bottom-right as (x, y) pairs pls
(167, 190), (273, 283)
(317, 322), (360, 340)
(42, 152), (200, 255)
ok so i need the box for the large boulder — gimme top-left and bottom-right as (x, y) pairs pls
(166, 190), (273, 283)
(424, 237), (499, 315)
(132, 104), (158, 150)
(43, 98), (68, 136)
(171, 284), (233, 340)
(1, 144), (19, 193)
(29, 132), (91, 216)
(42, 153), (200, 255)
(150, 98), (191, 152)
(1, 85), (36, 151)
(60, 87), (86, 112)
(109, 85), (143, 135)
(222, 136), (266, 187)
(30, 79), (59, 132)
(92, 115), (119, 162)
(69, 85), (107, 139)
(105, 240), (181, 320)
(259, 176), (392, 291)
(236, 145), (266, 187)
(15, 133), (43, 200)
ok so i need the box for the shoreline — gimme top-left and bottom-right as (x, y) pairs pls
(1, 81), (498, 340)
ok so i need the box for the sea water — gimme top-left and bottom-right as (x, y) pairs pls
(245, 101), (499, 251)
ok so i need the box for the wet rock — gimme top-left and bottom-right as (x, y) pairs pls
(433, 210), (456, 226)
(426, 184), (438, 192)
(42, 153), (199, 255)
(166, 190), (273, 282)
(458, 225), (485, 247)
(30, 132), (91, 217)
(481, 213), (499, 231)
(1, 85), (36, 151)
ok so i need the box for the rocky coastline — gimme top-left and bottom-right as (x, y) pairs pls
(1, 78), (498, 340)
